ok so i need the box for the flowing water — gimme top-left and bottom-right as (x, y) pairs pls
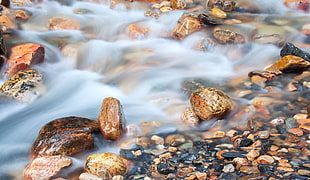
(0, 0), (309, 178)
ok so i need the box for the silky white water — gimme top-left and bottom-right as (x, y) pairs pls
(0, 0), (307, 178)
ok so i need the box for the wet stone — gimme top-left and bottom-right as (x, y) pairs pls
(85, 153), (128, 177)
(221, 151), (245, 159)
(98, 97), (125, 141)
(0, 69), (44, 102)
(256, 155), (274, 164)
(239, 166), (260, 175)
(190, 87), (233, 121)
(171, 17), (202, 40)
(222, 164), (235, 173)
(265, 55), (310, 74)
(297, 169), (310, 176)
(31, 116), (99, 157)
(48, 17), (80, 30)
(205, 0), (236, 12)
(23, 155), (72, 180)
(287, 128), (304, 136)
(239, 138), (253, 147)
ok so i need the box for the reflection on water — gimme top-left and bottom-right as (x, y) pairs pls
(0, 0), (309, 178)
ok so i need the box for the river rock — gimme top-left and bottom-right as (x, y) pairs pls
(280, 42), (310, 62)
(23, 155), (72, 180)
(3, 43), (44, 78)
(0, 69), (44, 102)
(170, 0), (186, 9)
(190, 87), (233, 121)
(85, 153), (128, 178)
(79, 172), (103, 180)
(213, 24), (254, 44)
(31, 116), (99, 158)
(205, 0), (236, 12)
(48, 17), (81, 30)
(198, 12), (224, 26)
(181, 108), (200, 127)
(0, 13), (16, 32)
(171, 17), (202, 40)
(98, 97), (125, 141)
(265, 55), (310, 74)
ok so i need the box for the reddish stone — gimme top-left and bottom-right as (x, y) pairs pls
(23, 155), (72, 180)
(287, 128), (304, 136)
(98, 97), (125, 141)
(3, 43), (44, 78)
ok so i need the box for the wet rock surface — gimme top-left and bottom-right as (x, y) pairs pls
(23, 155), (72, 180)
(98, 97), (125, 141)
(0, 68), (44, 102)
(190, 87), (233, 121)
(31, 116), (99, 158)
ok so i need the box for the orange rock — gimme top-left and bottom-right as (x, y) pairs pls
(14, 9), (31, 21)
(239, 166), (260, 175)
(211, 8), (227, 18)
(98, 97), (125, 141)
(256, 155), (274, 164)
(181, 108), (200, 127)
(170, 0), (186, 9)
(128, 24), (150, 39)
(265, 55), (310, 74)
(48, 17), (80, 30)
(3, 43), (44, 78)
(171, 17), (202, 40)
(296, 118), (310, 125)
(287, 128), (304, 136)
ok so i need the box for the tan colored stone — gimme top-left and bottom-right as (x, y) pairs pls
(171, 17), (202, 40)
(296, 118), (310, 125)
(23, 155), (72, 180)
(270, 145), (279, 151)
(211, 8), (227, 18)
(48, 17), (80, 30)
(276, 166), (294, 172)
(181, 108), (200, 127)
(190, 88), (233, 121)
(195, 172), (207, 180)
(287, 128), (303, 136)
(212, 131), (226, 138)
(128, 24), (149, 39)
(226, 129), (238, 137)
(85, 153), (128, 177)
(239, 166), (260, 175)
(206, 0), (236, 11)
(151, 135), (164, 145)
(233, 158), (248, 169)
(165, 134), (186, 146)
(266, 55), (310, 74)
(246, 150), (260, 161)
(298, 169), (310, 176)
(170, 0), (186, 9)
(222, 164), (235, 173)
(98, 97), (125, 141)
(14, 9), (31, 20)
(0, 14), (16, 32)
(1, 69), (44, 102)
(256, 155), (274, 164)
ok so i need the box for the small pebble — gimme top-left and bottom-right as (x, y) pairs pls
(287, 128), (303, 136)
(256, 155), (274, 164)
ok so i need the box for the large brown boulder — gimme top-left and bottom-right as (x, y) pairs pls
(30, 116), (99, 158)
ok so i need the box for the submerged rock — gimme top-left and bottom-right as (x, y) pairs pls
(31, 116), (99, 158)
(48, 17), (81, 30)
(3, 43), (44, 78)
(190, 88), (233, 121)
(0, 69), (44, 102)
(23, 155), (72, 180)
(85, 153), (128, 178)
(98, 97), (125, 141)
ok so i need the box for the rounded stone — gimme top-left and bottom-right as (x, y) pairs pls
(190, 88), (233, 121)
(85, 153), (128, 177)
